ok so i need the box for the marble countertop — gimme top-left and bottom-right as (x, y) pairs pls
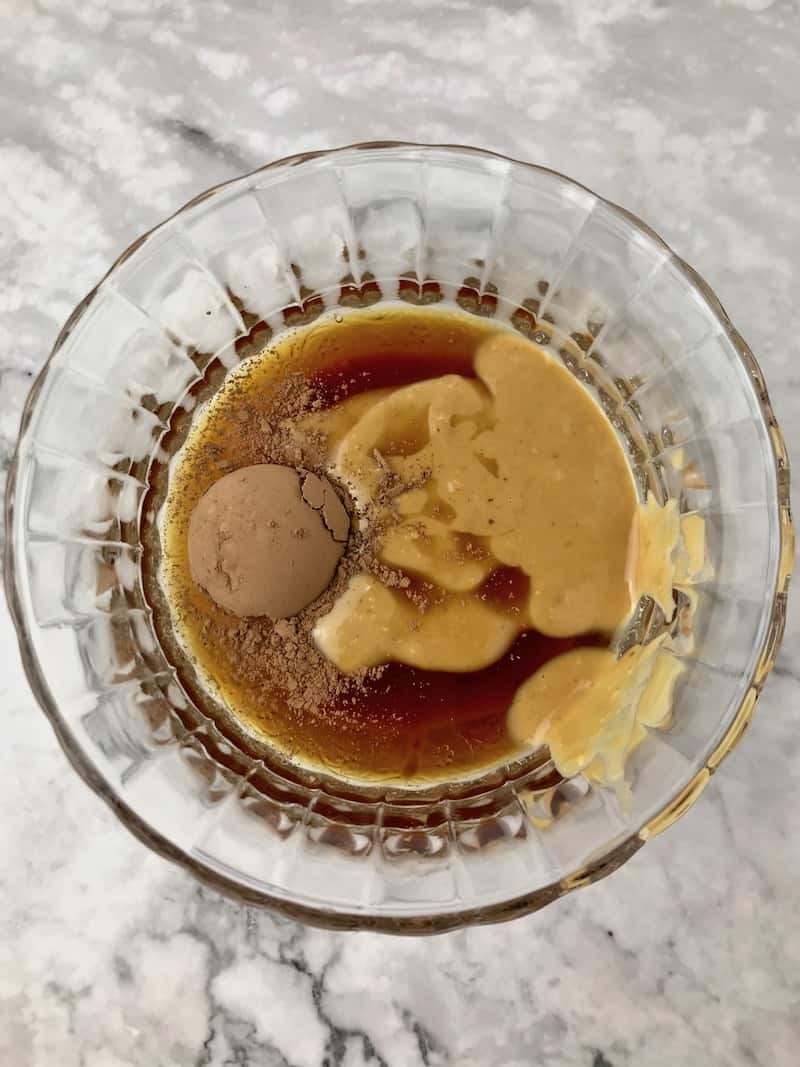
(2, 1), (799, 1064)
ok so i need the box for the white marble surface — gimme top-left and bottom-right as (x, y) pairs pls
(2, 1), (799, 1064)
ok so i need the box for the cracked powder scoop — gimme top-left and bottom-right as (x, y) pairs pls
(188, 463), (349, 618)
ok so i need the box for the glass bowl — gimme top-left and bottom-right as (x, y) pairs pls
(4, 143), (792, 932)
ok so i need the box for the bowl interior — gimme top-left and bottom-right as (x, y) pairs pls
(5, 143), (791, 930)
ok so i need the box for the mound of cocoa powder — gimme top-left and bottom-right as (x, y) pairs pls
(187, 369), (430, 714)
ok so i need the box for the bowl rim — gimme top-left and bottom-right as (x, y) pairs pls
(4, 140), (794, 933)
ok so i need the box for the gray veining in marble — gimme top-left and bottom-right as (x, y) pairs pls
(1, 1), (799, 1065)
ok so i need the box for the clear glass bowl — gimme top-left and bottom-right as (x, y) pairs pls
(4, 143), (793, 932)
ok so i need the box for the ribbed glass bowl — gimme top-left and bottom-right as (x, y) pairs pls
(4, 143), (793, 932)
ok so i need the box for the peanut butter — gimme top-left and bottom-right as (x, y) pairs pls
(311, 327), (687, 784)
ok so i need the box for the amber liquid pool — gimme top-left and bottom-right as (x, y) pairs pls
(151, 305), (609, 785)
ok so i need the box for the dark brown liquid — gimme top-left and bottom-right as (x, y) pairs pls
(157, 305), (607, 784)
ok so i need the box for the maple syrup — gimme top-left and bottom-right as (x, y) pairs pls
(150, 305), (614, 785)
